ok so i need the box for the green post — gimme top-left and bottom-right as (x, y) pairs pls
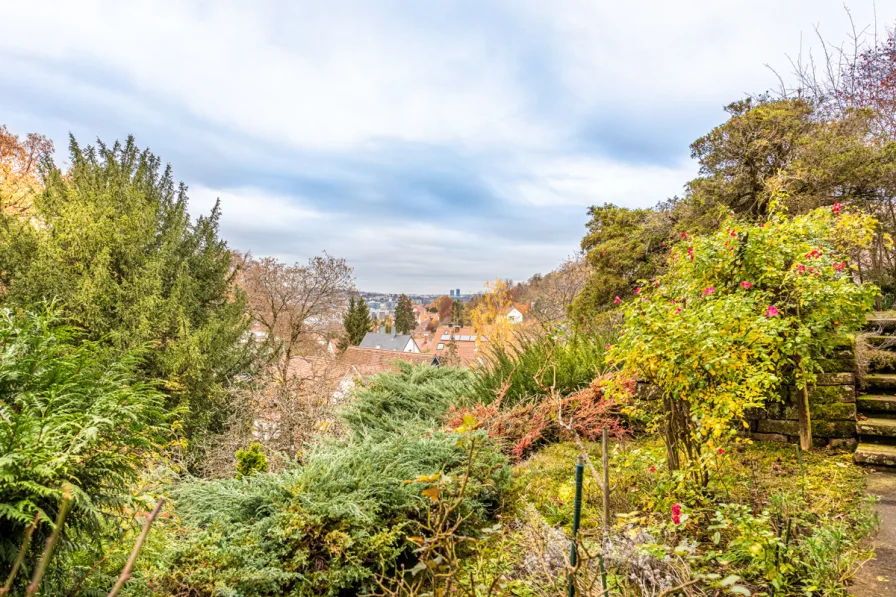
(567, 455), (584, 597)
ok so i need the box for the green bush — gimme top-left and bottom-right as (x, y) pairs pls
(235, 442), (268, 478)
(138, 365), (511, 596)
(473, 329), (611, 406)
(0, 307), (165, 593)
(340, 362), (475, 437)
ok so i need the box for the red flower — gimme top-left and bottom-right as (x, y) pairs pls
(832, 202), (842, 215)
(672, 503), (682, 525)
(766, 305), (779, 317)
(614, 296), (621, 304)
(717, 448), (725, 455)
(687, 247), (694, 261)
(681, 232), (688, 239)
(833, 261), (846, 272)
(740, 281), (753, 289)
(797, 264), (806, 275)
(634, 287), (640, 295)
(675, 308), (682, 315)
(649, 466), (656, 473)
(702, 286), (715, 296)
(730, 231), (737, 237)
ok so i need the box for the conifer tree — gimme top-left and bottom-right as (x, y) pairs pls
(0, 135), (258, 442)
(394, 294), (415, 334)
(341, 295), (372, 348)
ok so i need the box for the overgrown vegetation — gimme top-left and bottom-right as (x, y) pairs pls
(0, 308), (165, 595)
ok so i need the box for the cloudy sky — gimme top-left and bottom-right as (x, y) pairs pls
(2, 1), (893, 293)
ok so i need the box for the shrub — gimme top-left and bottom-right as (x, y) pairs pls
(340, 362), (475, 437)
(0, 308), (165, 593)
(447, 376), (626, 461)
(142, 430), (509, 596)
(139, 364), (511, 596)
(235, 443), (268, 478)
(473, 329), (612, 407)
(609, 204), (878, 481)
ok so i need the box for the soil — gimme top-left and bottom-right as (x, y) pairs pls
(851, 471), (896, 596)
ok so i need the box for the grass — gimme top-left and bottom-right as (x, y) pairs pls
(497, 436), (877, 596)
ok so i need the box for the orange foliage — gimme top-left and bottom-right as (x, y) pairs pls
(445, 376), (628, 462)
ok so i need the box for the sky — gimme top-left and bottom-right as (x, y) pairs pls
(1, 1), (894, 293)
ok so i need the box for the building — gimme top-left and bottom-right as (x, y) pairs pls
(449, 289), (455, 297)
(359, 331), (421, 353)
(428, 326), (488, 367)
(505, 302), (530, 324)
(456, 288), (460, 297)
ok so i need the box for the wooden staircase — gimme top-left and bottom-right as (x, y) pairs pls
(855, 315), (896, 466)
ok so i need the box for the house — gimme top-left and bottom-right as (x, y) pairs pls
(428, 326), (489, 367)
(359, 331), (421, 353)
(505, 302), (530, 324)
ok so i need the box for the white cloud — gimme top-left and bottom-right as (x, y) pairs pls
(189, 186), (325, 233)
(503, 155), (696, 208)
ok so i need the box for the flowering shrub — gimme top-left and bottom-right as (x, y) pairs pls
(608, 203), (878, 480)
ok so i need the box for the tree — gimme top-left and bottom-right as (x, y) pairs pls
(471, 279), (514, 346)
(435, 295), (453, 322)
(0, 135), (258, 443)
(342, 295), (373, 349)
(394, 294), (415, 334)
(0, 125), (53, 218)
(529, 254), (590, 325)
(238, 252), (354, 453)
(609, 203), (877, 480)
(451, 299), (465, 327)
(571, 204), (671, 328)
(239, 252), (354, 362)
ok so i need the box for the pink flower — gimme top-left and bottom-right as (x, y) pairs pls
(634, 287), (640, 295)
(605, 344), (611, 350)
(614, 296), (621, 305)
(687, 247), (694, 261)
(805, 249), (822, 260)
(766, 305), (779, 317)
(649, 466), (656, 473)
(675, 308), (682, 315)
(740, 281), (753, 289)
(833, 261), (846, 272)
(702, 286), (715, 296)
(681, 232), (688, 239)
(671, 503), (682, 525)
(797, 264), (806, 275)
(832, 202), (842, 215)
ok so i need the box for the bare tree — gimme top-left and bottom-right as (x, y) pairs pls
(529, 254), (591, 325)
(232, 252), (355, 456)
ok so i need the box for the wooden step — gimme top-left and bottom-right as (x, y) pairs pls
(854, 442), (896, 467)
(857, 395), (896, 414)
(863, 373), (896, 391)
(865, 335), (896, 347)
(858, 417), (896, 438)
(866, 312), (896, 331)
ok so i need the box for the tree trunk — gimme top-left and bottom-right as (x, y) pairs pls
(796, 383), (812, 451)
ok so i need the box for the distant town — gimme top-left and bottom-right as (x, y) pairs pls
(359, 289), (472, 321)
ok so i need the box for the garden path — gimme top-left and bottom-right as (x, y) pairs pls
(851, 471), (896, 596)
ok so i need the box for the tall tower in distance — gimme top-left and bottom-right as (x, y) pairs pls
(449, 289), (454, 297)
(456, 288), (460, 298)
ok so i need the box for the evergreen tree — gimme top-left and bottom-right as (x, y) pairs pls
(341, 295), (372, 348)
(0, 136), (258, 442)
(394, 293), (415, 334)
(451, 299), (465, 326)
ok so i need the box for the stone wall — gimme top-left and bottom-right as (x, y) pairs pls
(635, 343), (859, 447)
(746, 344), (857, 448)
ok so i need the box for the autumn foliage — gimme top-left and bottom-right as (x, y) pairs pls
(446, 376), (626, 462)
